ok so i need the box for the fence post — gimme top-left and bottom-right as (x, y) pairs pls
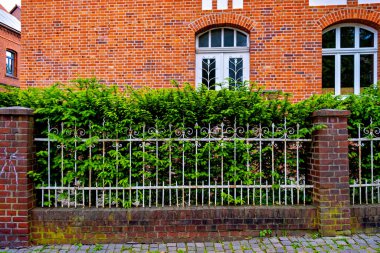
(310, 109), (351, 236)
(0, 107), (35, 248)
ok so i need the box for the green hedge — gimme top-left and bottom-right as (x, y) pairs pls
(1, 78), (380, 206)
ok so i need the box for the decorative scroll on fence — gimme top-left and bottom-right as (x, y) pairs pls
(349, 119), (380, 205)
(32, 117), (380, 208)
(34, 119), (313, 208)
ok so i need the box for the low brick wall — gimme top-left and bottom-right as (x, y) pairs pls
(3, 109), (379, 246)
(31, 206), (317, 244)
(351, 205), (380, 234)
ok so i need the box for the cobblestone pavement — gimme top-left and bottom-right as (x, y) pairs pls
(2, 234), (380, 253)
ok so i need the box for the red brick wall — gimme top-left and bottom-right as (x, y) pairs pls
(20, 1), (380, 101)
(29, 205), (380, 245)
(0, 26), (20, 87)
(0, 107), (35, 248)
(31, 206), (317, 244)
(351, 205), (380, 234)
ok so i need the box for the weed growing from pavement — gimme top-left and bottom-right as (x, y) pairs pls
(291, 242), (301, 249)
(259, 229), (272, 237)
(120, 245), (132, 252)
(93, 244), (103, 251)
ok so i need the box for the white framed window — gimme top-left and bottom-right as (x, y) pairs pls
(196, 27), (249, 89)
(6, 50), (16, 77)
(359, 0), (380, 3)
(309, 0), (347, 6)
(322, 24), (378, 95)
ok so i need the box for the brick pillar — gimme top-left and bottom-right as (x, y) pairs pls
(0, 107), (35, 248)
(310, 109), (351, 236)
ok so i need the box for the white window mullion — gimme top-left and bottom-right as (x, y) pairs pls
(234, 30), (237, 47)
(335, 28), (341, 95)
(215, 54), (224, 90)
(354, 53), (361, 95)
(355, 27), (360, 49)
(336, 27), (341, 49)
(209, 31), (211, 48)
(221, 53), (227, 89)
(374, 53), (378, 87)
(335, 55), (341, 95)
(221, 29), (224, 47)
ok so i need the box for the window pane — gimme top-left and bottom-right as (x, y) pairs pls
(236, 31), (247, 47)
(322, 55), (335, 94)
(229, 57), (243, 87)
(224, 29), (234, 47)
(202, 58), (216, 89)
(211, 29), (222, 47)
(322, 29), (336, 49)
(341, 27), (355, 48)
(199, 32), (209, 47)
(6, 50), (15, 76)
(360, 54), (374, 91)
(360, 28), (374, 48)
(341, 55), (354, 94)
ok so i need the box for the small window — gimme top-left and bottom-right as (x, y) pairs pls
(6, 50), (16, 77)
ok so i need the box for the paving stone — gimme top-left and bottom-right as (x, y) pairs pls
(269, 238), (279, 243)
(5, 233), (380, 253)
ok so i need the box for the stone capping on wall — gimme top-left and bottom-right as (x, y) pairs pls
(0, 106), (34, 115)
(311, 109), (350, 118)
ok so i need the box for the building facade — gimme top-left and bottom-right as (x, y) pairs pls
(0, 5), (20, 87)
(21, 0), (380, 100)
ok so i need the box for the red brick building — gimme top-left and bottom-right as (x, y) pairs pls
(0, 4), (20, 87)
(21, 0), (380, 100)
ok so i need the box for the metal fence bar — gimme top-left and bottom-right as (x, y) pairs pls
(349, 121), (380, 205)
(35, 119), (315, 208)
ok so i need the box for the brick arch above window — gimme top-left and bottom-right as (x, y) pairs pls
(317, 8), (380, 30)
(188, 13), (256, 34)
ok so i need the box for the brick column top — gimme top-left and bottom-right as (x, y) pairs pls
(312, 109), (350, 118)
(0, 107), (34, 115)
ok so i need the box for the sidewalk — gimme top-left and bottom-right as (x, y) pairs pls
(2, 233), (380, 253)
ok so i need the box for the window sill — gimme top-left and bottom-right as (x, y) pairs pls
(5, 74), (18, 80)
